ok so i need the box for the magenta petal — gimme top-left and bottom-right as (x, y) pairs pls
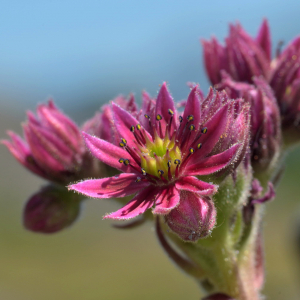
(112, 103), (151, 148)
(68, 173), (149, 198)
(83, 132), (138, 173)
(256, 19), (271, 62)
(175, 176), (217, 196)
(103, 186), (158, 220)
(155, 82), (176, 135)
(185, 144), (240, 176)
(178, 86), (201, 136)
(190, 103), (229, 159)
(152, 185), (180, 215)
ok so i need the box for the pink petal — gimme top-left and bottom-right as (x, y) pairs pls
(155, 82), (176, 135)
(83, 132), (138, 173)
(103, 186), (158, 220)
(256, 19), (271, 62)
(190, 103), (229, 160)
(68, 173), (149, 198)
(112, 103), (151, 148)
(152, 185), (180, 215)
(184, 144), (240, 176)
(175, 176), (217, 196)
(178, 86), (201, 136)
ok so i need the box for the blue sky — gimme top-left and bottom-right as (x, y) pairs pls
(1, 0), (299, 118)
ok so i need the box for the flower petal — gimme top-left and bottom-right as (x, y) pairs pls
(83, 132), (139, 173)
(178, 86), (201, 136)
(175, 176), (217, 196)
(103, 186), (158, 220)
(68, 173), (149, 198)
(184, 144), (240, 176)
(152, 185), (180, 215)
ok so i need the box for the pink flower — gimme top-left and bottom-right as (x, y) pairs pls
(202, 19), (271, 85)
(69, 83), (250, 241)
(2, 100), (102, 184)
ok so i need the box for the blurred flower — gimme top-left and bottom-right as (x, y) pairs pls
(216, 72), (281, 172)
(270, 36), (300, 142)
(24, 185), (83, 234)
(202, 19), (271, 85)
(2, 100), (104, 184)
(69, 83), (250, 242)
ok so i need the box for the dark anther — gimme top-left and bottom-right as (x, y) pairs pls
(167, 160), (171, 168)
(124, 159), (130, 166)
(141, 168), (146, 175)
(119, 142), (126, 147)
(135, 177), (142, 182)
(158, 170), (164, 175)
(130, 125), (135, 132)
(189, 147), (195, 154)
(187, 115), (194, 122)
(119, 158), (125, 163)
(136, 124), (141, 130)
(144, 114), (150, 119)
(174, 159), (181, 165)
(197, 143), (202, 149)
(156, 114), (162, 121)
(168, 109), (174, 116)
(121, 138), (127, 144)
(189, 124), (195, 131)
(179, 116), (183, 123)
(201, 127), (208, 134)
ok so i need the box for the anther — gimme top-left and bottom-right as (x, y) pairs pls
(179, 116), (183, 123)
(158, 170), (164, 176)
(201, 127), (208, 134)
(168, 109), (174, 116)
(156, 114), (162, 121)
(124, 159), (130, 166)
(174, 159), (181, 165)
(130, 125), (135, 132)
(119, 142), (126, 147)
(121, 138), (127, 144)
(136, 124), (141, 130)
(144, 114), (150, 119)
(187, 115), (194, 122)
(197, 143), (202, 149)
(189, 124), (195, 131)
(167, 160), (172, 168)
(189, 147), (195, 154)
(119, 158), (125, 163)
(141, 168), (146, 176)
(135, 177), (142, 182)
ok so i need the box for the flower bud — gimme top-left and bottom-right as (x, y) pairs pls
(202, 19), (271, 85)
(270, 36), (300, 144)
(23, 185), (83, 234)
(165, 191), (216, 242)
(217, 73), (281, 172)
(2, 100), (105, 184)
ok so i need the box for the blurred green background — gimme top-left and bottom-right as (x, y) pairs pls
(1, 1), (300, 299)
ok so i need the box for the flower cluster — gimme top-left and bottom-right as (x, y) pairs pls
(3, 17), (299, 300)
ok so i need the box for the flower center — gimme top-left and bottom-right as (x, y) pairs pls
(118, 110), (208, 184)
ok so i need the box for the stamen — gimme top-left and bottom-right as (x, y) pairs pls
(197, 143), (202, 149)
(201, 127), (208, 134)
(179, 116), (183, 123)
(119, 158), (125, 163)
(119, 142), (126, 147)
(187, 115), (194, 122)
(130, 125), (135, 132)
(156, 114), (162, 121)
(189, 147), (195, 154)
(167, 160), (172, 180)
(124, 145), (141, 165)
(136, 124), (141, 130)
(158, 170), (164, 176)
(158, 170), (168, 183)
(121, 138), (127, 144)
(124, 159), (130, 166)
(167, 160), (172, 168)
(189, 124), (195, 131)
(141, 168), (146, 175)
(136, 177), (142, 182)
(174, 159), (181, 165)
(144, 114), (150, 120)
(168, 109), (174, 116)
